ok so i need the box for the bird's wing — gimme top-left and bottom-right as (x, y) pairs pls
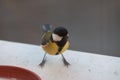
(42, 24), (52, 32)
(40, 24), (52, 45)
(41, 31), (52, 45)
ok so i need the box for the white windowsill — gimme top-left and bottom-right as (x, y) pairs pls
(0, 40), (120, 80)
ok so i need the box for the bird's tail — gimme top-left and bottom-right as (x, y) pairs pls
(42, 24), (52, 32)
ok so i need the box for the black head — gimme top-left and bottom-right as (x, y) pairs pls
(53, 27), (68, 37)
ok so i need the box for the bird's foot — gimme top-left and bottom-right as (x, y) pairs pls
(39, 59), (46, 68)
(62, 58), (70, 67)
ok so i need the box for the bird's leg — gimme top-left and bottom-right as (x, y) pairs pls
(39, 53), (47, 67)
(61, 54), (70, 67)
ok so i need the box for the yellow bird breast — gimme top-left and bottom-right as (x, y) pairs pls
(42, 41), (70, 55)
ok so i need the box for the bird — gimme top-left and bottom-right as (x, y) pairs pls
(39, 24), (70, 67)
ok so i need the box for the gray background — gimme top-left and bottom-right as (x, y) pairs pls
(0, 0), (120, 57)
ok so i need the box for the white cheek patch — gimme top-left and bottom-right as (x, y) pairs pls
(52, 33), (63, 41)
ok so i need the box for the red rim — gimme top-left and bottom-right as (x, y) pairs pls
(0, 65), (41, 80)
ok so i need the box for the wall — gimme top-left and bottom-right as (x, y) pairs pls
(0, 0), (120, 56)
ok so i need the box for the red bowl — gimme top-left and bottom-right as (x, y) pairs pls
(0, 65), (41, 80)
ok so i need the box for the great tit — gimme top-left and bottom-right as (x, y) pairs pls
(39, 24), (70, 67)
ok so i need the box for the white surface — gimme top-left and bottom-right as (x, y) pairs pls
(0, 40), (120, 80)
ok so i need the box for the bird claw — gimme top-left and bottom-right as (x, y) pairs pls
(39, 59), (46, 68)
(63, 58), (70, 67)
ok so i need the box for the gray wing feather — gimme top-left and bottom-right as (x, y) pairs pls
(41, 24), (52, 45)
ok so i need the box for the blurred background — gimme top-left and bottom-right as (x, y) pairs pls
(0, 0), (120, 57)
